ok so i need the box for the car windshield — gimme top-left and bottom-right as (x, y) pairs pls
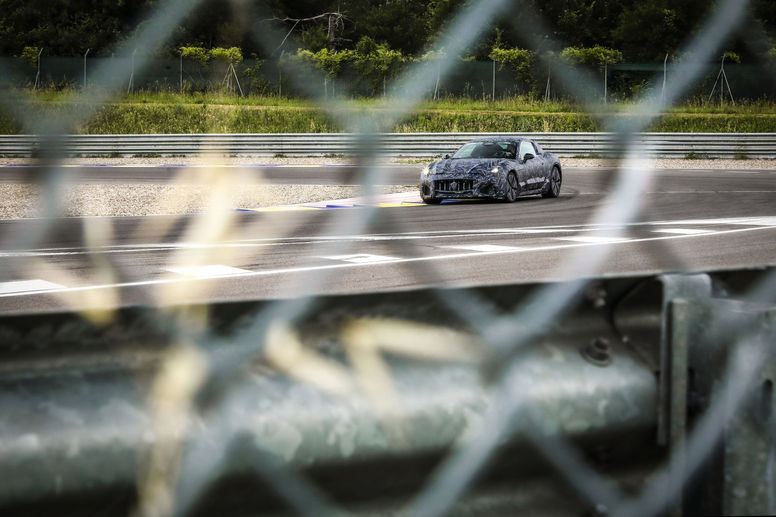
(451, 141), (515, 159)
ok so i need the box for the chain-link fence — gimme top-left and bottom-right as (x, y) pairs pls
(3, 54), (776, 101)
(0, 0), (775, 516)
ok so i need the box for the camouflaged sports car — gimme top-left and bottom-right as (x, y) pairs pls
(419, 137), (562, 204)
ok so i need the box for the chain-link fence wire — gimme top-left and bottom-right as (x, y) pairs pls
(1, 0), (775, 515)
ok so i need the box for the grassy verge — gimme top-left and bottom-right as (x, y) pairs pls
(2, 91), (775, 134)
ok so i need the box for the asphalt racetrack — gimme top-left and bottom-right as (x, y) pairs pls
(1, 165), (775, 314)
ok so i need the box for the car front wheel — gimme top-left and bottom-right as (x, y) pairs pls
(542, 166), (561, 198)
(505, 171), (519, 202)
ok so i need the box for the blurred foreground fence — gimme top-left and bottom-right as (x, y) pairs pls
(3, 132), (776, 158)
(3, 1), (775, 516)
(0, 267), (774, 516)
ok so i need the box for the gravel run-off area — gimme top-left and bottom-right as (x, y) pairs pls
(1, 156), (774, 219)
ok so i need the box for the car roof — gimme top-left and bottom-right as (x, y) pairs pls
(466, 137), (526, 144)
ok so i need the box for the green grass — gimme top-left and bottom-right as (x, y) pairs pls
(1, 89), (775, 134)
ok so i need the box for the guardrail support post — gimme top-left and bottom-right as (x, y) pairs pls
(683, 298), (776, 515)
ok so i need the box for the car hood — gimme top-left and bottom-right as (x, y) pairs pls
(432, 158), (508, 175)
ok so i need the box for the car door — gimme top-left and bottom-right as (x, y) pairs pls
(518, 140), (540, 189)
(530, 139), (549, 188)
(504, 141), (527, 189)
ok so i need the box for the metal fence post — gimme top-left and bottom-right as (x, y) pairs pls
(662, 53), (668, 104)
(492, 59), (495, 100)
(127, 48), (136, 94)
(83, 49), (90, 89)
(33, 48), (43, 90)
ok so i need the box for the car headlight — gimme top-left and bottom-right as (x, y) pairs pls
(421, 167), (431, 176)
(490, 166), (500, 174)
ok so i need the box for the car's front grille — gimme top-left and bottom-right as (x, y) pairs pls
(434, 179), (473, 192)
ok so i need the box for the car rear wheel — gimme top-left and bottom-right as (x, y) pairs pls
(542, 166), (561, 198)
(505, 171), (519, 202)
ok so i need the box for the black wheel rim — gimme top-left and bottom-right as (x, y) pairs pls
(551, 169), (560, 196)
(507, 174), (518, 200)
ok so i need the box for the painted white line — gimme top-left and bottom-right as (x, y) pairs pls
(648, 190), (776, 194)
(4, 215), (776, 258)
(321, 254), (399, 264)
(0, 279), (65, 295)
(653, 228), (711, 235)
(557, 236), (631, 244)
(443, 244), (524, 252)
(511, 229), (579, 234)
(649, 216), (776, 227)
(2, 224), (774, 300)
(165, 265), (252, 278)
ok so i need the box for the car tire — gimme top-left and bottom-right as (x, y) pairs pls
(542, 166), (561, 198)
(422, 197), (442, 204)
(505, 171), (519, 202)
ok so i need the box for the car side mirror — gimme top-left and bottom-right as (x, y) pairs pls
(444, 154), (451, 159)
(523, 153), (535, 161)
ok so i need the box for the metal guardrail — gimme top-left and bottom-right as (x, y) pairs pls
(1, 132), (775, 158)
(1, 267), (774, 515)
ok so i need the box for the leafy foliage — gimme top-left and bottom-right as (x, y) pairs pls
(294, 48), (356, 78)
(180, 46), (243, 68)
(179, 46), (209, 67)
(561, 46), (623, 68)
(1, 0), (775, 66)
(722, 51), (741, 64)
(489, 47), (534, 90)
(352, 37), (406, 93)
(21, 46), (39, 67)
(209, 47), (243, 65)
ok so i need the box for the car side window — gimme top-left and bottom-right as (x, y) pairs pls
(519, 140), (534, 162)
(531, 140), (542, 155)
(506, 142), (517, 159)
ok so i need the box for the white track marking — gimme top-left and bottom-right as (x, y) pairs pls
(165, 265), (252, 278)
(649, 216), (776, 226)
(653, 228), (711, 235)
(557, 236), (631, 244)
(511, 229), (580, 234)
(322, 254), (399, 264)
(443, 244), (524, 252)
(2, 223), (774, 299)
(0, 280), (65, 295)
(3, 216), (775, 258)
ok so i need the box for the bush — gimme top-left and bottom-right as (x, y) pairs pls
(179, 46), (209, 67)
(489, 47), (534, 94)
(21, 46), (40, 67)
(352, 36), (406, 94)
(561, 46), (623, 67)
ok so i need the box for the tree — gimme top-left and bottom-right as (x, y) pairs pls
(262, 11), (349, 53)
(489, 47), (535, 93)
(561, 46), (623, 68)
(21, 46), (40, 67)
(352, 36), (406, 94)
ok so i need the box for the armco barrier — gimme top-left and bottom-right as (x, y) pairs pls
(0, 267), (774, 515)
(1, 132), (775, 158)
